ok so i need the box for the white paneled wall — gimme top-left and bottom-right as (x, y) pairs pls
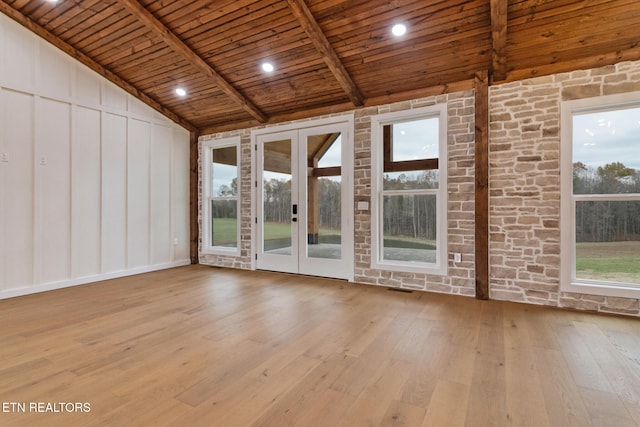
(0, 14), (191, 298)
(102, 113), (128, 273)
(36, 98), (72, 285)
(72, 106), (102, 278)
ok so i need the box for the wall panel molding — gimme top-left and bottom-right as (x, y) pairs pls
(0, 14), (190, 298)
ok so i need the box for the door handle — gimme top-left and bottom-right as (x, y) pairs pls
(292, 204), (298, 215)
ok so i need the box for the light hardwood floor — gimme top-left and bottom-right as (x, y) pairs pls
(0, 265), (639, 426)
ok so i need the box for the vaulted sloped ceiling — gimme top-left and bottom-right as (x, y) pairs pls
(2, 0), (639, 133)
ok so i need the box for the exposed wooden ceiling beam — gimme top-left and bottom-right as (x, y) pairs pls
(490, 0), (508, 82)
(285, 0), (365, 107)
(115, 0), (268, 123)
(199, 79), (476, 135)
(0, 1), (197, 132)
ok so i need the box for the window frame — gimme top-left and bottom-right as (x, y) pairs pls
(560, 92), (640, 298)
(370, 105), (448, 275)
(201, 136), (241, 256)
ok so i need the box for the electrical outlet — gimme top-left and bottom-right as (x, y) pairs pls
(1, 152), (8, 162)
(454, 253), (461, 263)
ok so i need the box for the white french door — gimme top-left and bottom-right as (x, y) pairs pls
(254, 120), (354, 280)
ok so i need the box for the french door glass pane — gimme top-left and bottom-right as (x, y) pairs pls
(575, 200), (640, 284)
(317, 135), (341, 167)
(383, 194), (437, 263)
(307, 133), (342, 260)
(307, 176), (342, 259)
(263, 139), (292, 254)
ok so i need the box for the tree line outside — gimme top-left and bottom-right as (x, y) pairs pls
(382, 171), (438, 246)
(262, 171), (440, 245)
(573, 161), (640, 284)
(573, 161), (640, 243)
(262, 177), (341, 232)
(212, 163), (639, 278)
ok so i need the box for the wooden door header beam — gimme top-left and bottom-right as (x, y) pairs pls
(286, 0), (365, 107)
(116, 0), (268, 123)
(0, 2), (197, 132)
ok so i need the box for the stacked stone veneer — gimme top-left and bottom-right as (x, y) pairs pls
(352, 92), (476, 295)
(489, 60), (640, 316)
(199, 60), (640, 317)
(199, 91), (477, 297)
(199, 128), (253, 270)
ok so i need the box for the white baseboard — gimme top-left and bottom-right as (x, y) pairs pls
(0, 260), (192, 300)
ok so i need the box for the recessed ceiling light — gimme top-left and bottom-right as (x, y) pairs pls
(392, 23), (407, 37)
(262, 62), (275, 73)
(175, 88), (187, 97)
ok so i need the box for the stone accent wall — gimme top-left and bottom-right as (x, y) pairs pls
(489, 60), (640, 317)
(199, 91), (477, 297)
(198, 60), (640, 317)
(352, 92), (476, 295)
(198, 113), (353, 270)
(199, 128), (253, 270)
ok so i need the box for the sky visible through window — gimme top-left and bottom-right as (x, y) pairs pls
(317, 135), (341, 168)
(212, 162), (237, 196)
(573, 107), (640, 171)
(392, 117), (439, 161)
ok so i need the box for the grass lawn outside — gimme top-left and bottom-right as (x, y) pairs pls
(576, 241), (640, 283)
(212, 217), (238, 247)
(263, 221), (292, 240)
(216, 219), (436, 250)
(215, 219), (639, 284)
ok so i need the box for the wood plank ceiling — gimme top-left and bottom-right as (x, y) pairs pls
(2, 0), (639, 133)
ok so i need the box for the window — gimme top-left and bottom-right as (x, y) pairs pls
(202, 137), (241, 255)
(561, 94), (640, 297)
(371, 105), (447, 274)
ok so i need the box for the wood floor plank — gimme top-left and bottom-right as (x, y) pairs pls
(399, 331), (452, 409)
(553, 321), (615, 393)
(171, 354), (322, 426)
(250, 352), (355, 427)
(573, 321), (640, 424)
(422, 379), (469, 427)
(0, 265), (639, 426)
(579, 387), (638, 427)
(293, 388), (356, 427)
(465, 301), (508, 426)
(440, 342), (477, 387)
(502, 304), (551, 427)
(379, 399), (426, 426)
(532, 347), (594, 427)
(337, 358), (413, 427)
(173, 338), (269, 407)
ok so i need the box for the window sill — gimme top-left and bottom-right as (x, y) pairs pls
(370, 259), (447, 276)
(201, 247), (240, 257)
(562, 280), (640, 299)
